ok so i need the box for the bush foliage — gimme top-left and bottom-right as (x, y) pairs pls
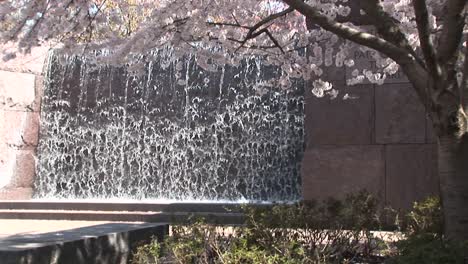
(389, 196), (468, 264)
(132, 191), (391, 264)
(131, 193), (468, 264)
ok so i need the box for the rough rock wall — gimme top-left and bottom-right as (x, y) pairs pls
(0, 45), (48, 199)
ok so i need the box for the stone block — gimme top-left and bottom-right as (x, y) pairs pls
(0, 143), (7, 183)
(0, 147), (36, 189)
(375, 83), (426, 144)
(0, 144), (15, 188)
(0, 187), (33, 200)
(12, 149), (36, 188)
(344, 31), (409, 85)
(0, 110), (40, 147)
(0, 70), (37, 111)
(305, 68), (346, 90)
(303, 36), (345, 85)
(385, 144), (438, 210)
(301, 145), (385, 201)
(304, 84), (374, 146)
(0, 43), (48, 74)
(321, 65), (346, 84)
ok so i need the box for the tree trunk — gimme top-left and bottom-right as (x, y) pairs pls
(438, 131), (468, 241)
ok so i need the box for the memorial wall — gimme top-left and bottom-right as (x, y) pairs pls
(0, 44), (439, 209)
(302, 46), (438, 209)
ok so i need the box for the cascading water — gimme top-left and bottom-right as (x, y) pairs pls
(34, 50), (304, 201)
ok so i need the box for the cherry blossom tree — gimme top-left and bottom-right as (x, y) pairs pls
(1, 0), (467, 241)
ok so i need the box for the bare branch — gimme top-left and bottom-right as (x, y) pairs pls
(22, 1), (49, 41)
(245, 7), (294, 40)
(231, 13), (241, 26)
(264, 29), (285, 54)
(233, 27), (274, 53)
(413, 0), (440, 76)
(80, 0), (109, 54)
(438, 0), (466, 63)
(209, 7), (293, 53)
(207, 21), (249, 29)
(237, 6), (293, 53)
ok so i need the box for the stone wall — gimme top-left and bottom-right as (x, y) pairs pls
(0, 45), (47, 199)
(301, 62), (439, 210)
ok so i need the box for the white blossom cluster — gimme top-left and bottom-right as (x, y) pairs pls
(0, 0), (465, 99)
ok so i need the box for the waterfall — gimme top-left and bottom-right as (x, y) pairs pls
(34, 50), (304, 201)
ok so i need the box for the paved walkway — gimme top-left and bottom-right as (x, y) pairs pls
(0, 220), (164, 251)
(0, 219), (168, 264)
(0, 219), (113, 239)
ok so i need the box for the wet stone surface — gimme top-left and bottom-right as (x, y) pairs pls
(35, 51), (304, 201)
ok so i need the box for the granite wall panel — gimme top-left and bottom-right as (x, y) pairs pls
(305, 84), (374, 146)
(302, 145), (385, 201)
(303, 80), (438, 209)
(375, 83), (426, 144)
(426, 117), (437, 143)
(385, 144), (438, 210)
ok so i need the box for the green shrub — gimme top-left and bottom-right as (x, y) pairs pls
(162, 221), (229, 263)
(131, 236), (161, 264)
(388, 196), (468, 264)
(221, 242), (306, 264)
(406, 196), (442, 236)
(132, 191), (392, 264)
(237, 191), (386, 263)
(388, 233), (468, 264)
(241, 191), (381, 231)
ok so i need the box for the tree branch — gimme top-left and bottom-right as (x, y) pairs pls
(438, 0), (466, 63)
(283, 0), (414, 64)
(360, 0), (425, 68)
(22, 1), (49, 41)
(6, 1), (45, 42)
(207, 21), (249, 29)
(209, 7), (293, 53)
(264, 29), (285, 53)
(244, 6), (294, 40)
(282, 0), (430, 107)
(462, 45), (468, 110)
(413, 0), (440, 76)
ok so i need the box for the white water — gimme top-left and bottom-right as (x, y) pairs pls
(34, 50), (304, 201)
